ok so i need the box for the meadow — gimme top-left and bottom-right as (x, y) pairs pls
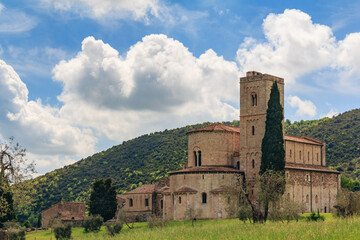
(26, 214), (360, 240)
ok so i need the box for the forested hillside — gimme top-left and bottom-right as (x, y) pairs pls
(20, 109), (360, 224)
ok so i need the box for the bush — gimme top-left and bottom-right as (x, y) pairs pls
(53, 222), (72, 240)
(104, 221), (123, 236)
(23, 220), (31, 228)
(237, 205), (252, 223)
(83, 215), (103, 232)
(7, 227), (25, 240)
(306, 210), (325, 222)
(3, 221), (20, 230)
(148, 215), (168, 229)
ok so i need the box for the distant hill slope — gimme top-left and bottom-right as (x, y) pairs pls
(20, 109), (360, 223)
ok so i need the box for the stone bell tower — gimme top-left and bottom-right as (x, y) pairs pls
(239, 71), (284, 183)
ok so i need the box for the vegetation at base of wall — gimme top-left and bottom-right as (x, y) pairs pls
(53, 222), (72, 240)
(333, 189), (360, 218)
(18, 109), (360, 223)
(7, 227), (26, 240)
(26, 216), (360, 240)
(83, 215), (103, 233)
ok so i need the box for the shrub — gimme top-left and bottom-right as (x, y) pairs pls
(104, 221), (123, 236)
(148, 215), (168, 229)
(23, 220), (31, 228)
(333, 189), (360, 218)
(306, 210), (325, 222)
(83, 215), (103, 232)
(3, 221), (20, 230)
(53, 222), (72, 240)
(237, 205), (252, 223)
(7, 227), (25, 240)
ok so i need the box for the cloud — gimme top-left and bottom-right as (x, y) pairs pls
(0, 4), (37, 33)
(321, 108), (338, 119)
(52, 35), (239, 141)
(236, 9), (337, 86)
(0, 60), (97, 162)
(38, 0), (161, 23)
(287, 96), (317, 118)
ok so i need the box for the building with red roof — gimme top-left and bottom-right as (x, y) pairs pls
(118, 71), (340, 220)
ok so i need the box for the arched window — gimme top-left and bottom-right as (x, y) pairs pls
(315, 195), (318, 204)
(129, 198), (133, 207)
(179, 197), (182, 204)
(145, 198), (149, 207)
(236, 161), (240, 170)
(324, 206), (327, 213)
(251, 93), (257, 106)
(306, 194), (309, 203)
(308, 152), (310, 162)
(252, 126), (255, 135)
(252, 159), (255, 168)
(161, 200), (163, 209)
(194, 151), (197, 167)
(202, 192), (207, 204)
(198, 151), (202, 166)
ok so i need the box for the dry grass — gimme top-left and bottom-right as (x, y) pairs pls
(26, 214), (360, 240)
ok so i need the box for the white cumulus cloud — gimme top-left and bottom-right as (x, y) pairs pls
(0, 60), (97, 172)
(287, 95), (317, 118)
(52, 35), (240, 141)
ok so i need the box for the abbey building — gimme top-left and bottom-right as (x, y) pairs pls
(118, 71), (340, 220)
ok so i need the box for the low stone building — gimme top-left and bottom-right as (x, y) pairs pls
(118, 71), (340, 220)
(41, 202), (86, 228)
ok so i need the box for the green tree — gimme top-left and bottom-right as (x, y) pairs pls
(89, 178), (117, 222)
(260, 81), (285, 174)
(1, 137), (35, 226)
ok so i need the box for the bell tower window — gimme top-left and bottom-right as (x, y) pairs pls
(194, 151), (197, 167)
(251, 93), (257, 106)
(252, 126), (255, 135)
(198, 151), (202, 166)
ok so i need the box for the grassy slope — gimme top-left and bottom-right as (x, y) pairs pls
(26, 215), (360, 240)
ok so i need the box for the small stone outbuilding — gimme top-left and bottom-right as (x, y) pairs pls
(41, 202), (86, 228)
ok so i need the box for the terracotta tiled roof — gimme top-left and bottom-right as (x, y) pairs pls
(170, 166), (243, 175)
(157, 186), (170, 193)
(285, 163), (339, 174)
(187, 123), (240, 134)
(284, 135), (324, 145)
(126, 184), (155, 194)
(210, 188), (227, 193)
(174, 187), (197, 193)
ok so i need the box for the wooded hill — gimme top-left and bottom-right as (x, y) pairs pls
(19, 109), (360, 224)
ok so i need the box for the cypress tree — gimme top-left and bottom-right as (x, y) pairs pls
(89, 178), (117, 222)
(260, 81), (285, 175)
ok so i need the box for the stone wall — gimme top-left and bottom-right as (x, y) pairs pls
(168, 172), (241, 220)
(187, 131), (240, 167)
(285, 168), (339, 213)
(41, 202), (85, 228)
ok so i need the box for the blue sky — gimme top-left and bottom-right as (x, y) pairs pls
(0, 0), (360, 175)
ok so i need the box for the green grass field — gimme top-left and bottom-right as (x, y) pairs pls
(26, 214), (360, 240)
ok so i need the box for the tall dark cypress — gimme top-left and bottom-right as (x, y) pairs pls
(260, 81), (285, 175)
(89, 178), (117, 221)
